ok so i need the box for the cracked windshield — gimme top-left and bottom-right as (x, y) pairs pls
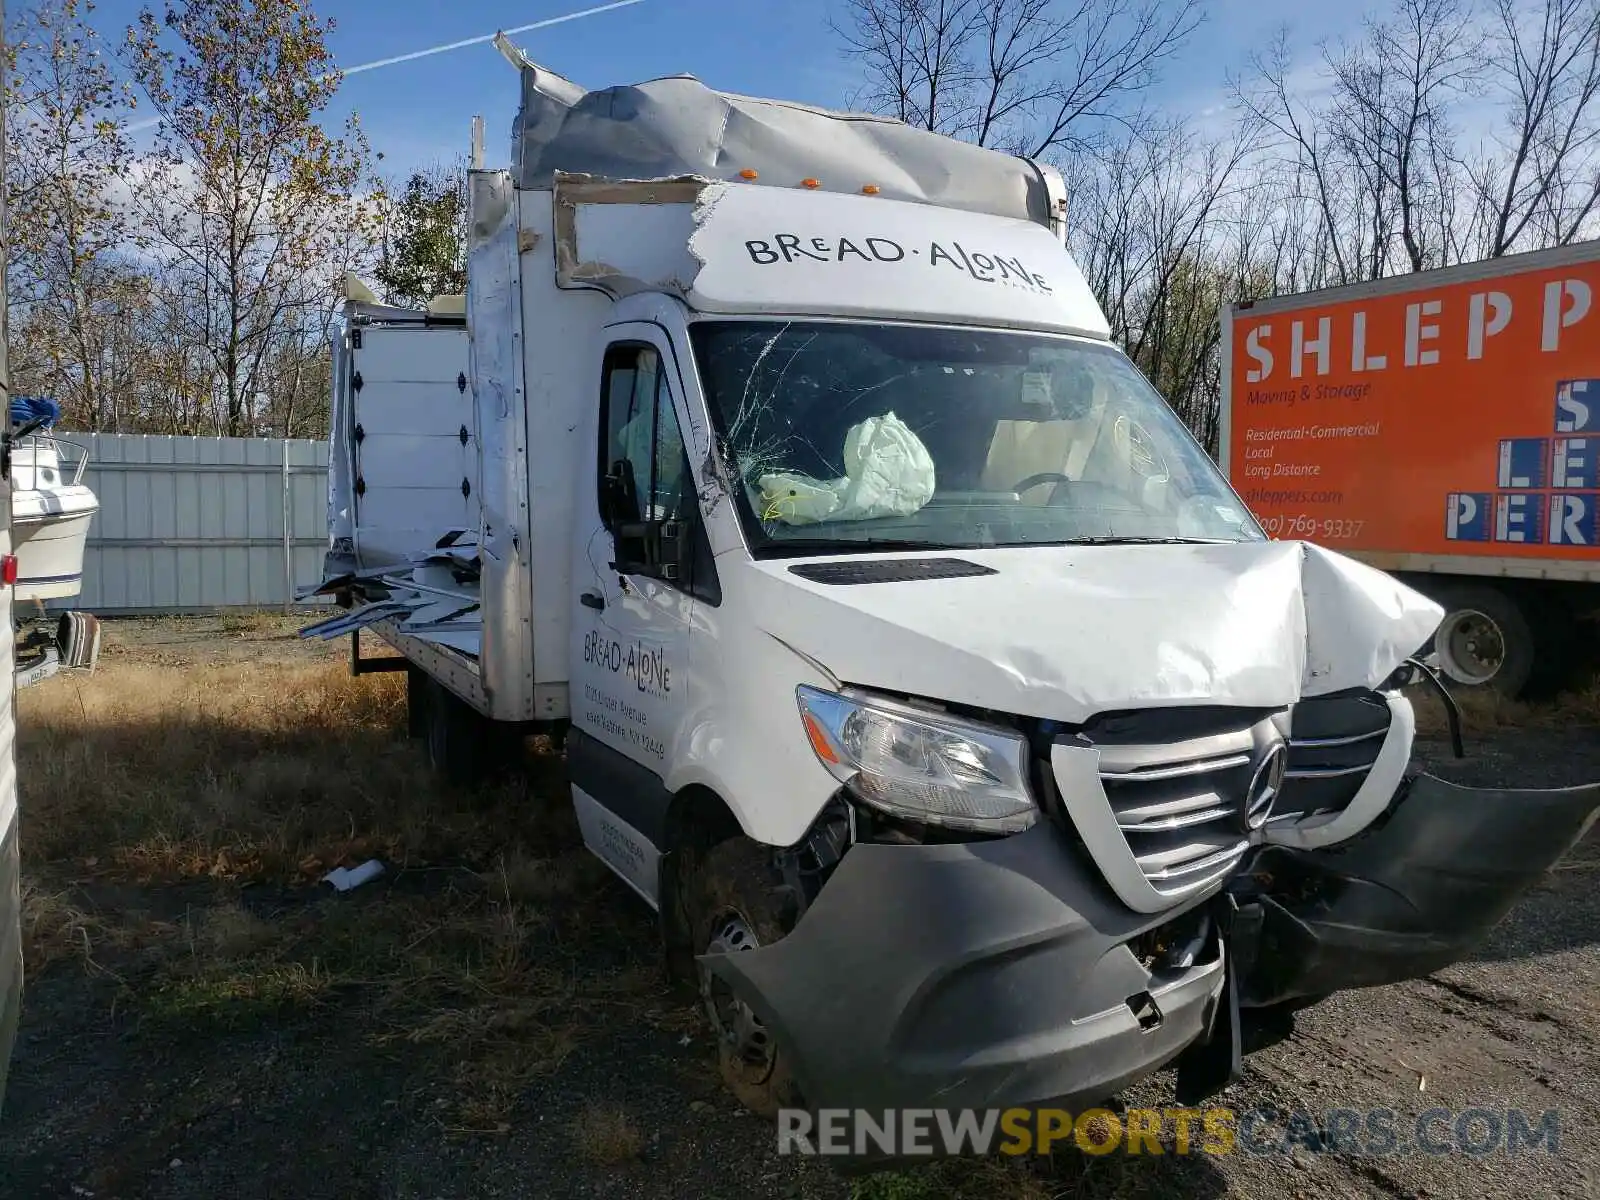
(690, 321), (1265, 553)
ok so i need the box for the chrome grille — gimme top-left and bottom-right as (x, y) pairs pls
(1276, 692), (1392, 822)
(1053, 693), (1398, 915)
(1092, 718), (1274, 896)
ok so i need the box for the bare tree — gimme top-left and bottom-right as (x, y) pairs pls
(1470, 0), (1600, 255)
(1235, 1), (1479, 282)
(1232, 31), (1362, 284)
(1331, 0), (1481, 272)
(834, 0), (1203, 154)
(1068, 118), (1262, 451)
(835, 0), (979, 133)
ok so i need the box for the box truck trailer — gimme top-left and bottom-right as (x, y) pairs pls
(301, 53), (1600, 1131)
(1221, 242), (1600, 698)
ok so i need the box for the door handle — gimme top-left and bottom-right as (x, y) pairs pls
(580, 591), (605, 611)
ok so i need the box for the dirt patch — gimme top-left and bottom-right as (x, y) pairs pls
(2, 619), (1598, 1199)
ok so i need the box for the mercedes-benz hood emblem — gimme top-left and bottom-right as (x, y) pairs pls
(1243, 739), (1289, 833)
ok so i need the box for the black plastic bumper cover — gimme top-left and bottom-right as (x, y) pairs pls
(698, 820), (1225, 1114)
(701, 773), (1599, 1117)
(1236, 771), (1600, 1008)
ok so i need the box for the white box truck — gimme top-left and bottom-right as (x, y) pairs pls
(303, 53), (1600, 1127)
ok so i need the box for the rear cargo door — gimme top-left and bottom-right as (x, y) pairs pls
(350, 323), (476, 564)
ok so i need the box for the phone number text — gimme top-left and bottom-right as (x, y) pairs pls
(1260, 514), (1366, 540)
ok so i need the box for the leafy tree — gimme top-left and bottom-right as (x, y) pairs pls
(4, 0), (138, 428)
(124, 0), (376, 436)
(374, 160), (468, 308)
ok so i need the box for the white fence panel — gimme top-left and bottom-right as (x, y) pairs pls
(53, 434), (333, 614)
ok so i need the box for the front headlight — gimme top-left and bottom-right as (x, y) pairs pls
(796, 685), (1037, 834)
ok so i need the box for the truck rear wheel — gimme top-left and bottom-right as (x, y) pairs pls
(405, 666), (428, 739)
(416, 676), (527, 785)
(422, 676), (487, 785)
(687, 838), (803, 1119)
(1430, 583), (1535, 698)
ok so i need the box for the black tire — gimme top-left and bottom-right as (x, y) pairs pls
(1428, 583), (1535, 698)
(686, 838), (804, 1119)
(1526, 601), (1585, 696)
(405, 666), (428, 740)
(423, 676), (486, 785)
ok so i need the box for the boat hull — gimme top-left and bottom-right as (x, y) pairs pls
(12, 485), (97, 601)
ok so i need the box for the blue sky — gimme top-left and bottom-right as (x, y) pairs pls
(89, 0), (1367, 176)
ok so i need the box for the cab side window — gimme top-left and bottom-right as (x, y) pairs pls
(598, 343), (719, 603)
(601, 346), (691, 523)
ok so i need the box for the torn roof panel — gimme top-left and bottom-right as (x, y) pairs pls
(511, 64), (1051, 226)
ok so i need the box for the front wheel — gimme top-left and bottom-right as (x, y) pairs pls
(686, 838), (804, 1118)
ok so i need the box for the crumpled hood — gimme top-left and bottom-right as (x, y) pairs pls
(748, 540), (1444, 724)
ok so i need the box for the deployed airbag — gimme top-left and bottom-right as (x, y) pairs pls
(757, 413), (936, 526)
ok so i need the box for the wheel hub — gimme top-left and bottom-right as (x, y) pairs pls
(1437, 608), (1505, 686)
(700, 913), (775, 1077)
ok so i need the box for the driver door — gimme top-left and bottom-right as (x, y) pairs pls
(568, 329), (715, 906)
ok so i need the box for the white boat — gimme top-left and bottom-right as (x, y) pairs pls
(9, 431), (98, 602)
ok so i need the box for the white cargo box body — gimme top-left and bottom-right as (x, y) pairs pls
(469, 69), (1097, 720)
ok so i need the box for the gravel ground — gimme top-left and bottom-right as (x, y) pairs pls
(1, 618), (1597, 1199)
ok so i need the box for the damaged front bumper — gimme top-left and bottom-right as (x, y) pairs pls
(699, 771), (1600, 1120)
(701, 819), (1227, 1115)
(1234, 771), (1600, 1009)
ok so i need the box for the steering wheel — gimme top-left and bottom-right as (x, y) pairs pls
(1012, 472), (1075, 494)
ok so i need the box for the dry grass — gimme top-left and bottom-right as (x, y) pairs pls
(22, 658), (420, 877)
(14, 648), (668, 1130)
(572, 1103), (646, 1165)
(216, 611), (293, 637)
(14, 656), (593, 886)
(1409, 678), (1600, 738)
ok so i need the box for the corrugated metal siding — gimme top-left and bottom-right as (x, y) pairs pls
(52, 434), (332, 613)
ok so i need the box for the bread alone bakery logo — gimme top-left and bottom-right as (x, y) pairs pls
(742, 233), (1054, 293)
